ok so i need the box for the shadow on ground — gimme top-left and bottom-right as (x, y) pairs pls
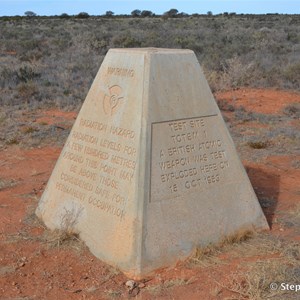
(246, 166), (280, 229)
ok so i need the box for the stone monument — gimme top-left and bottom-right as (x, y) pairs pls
(36, 48), (269, 279)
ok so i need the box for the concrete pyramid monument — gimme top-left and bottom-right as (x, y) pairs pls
(36, 48), (269, 278)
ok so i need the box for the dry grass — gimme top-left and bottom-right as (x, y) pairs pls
(218, 259), (300, 300)
(164, 277), (196, 288)
(22, 126), (37, 134)
(0, 178), (18, 190)
(13, 199), (86, 252)
(214, 238), (300, 300)
(41, 207), (85, 251)
(43, 228), (82, 249)
(287, 204), (300, 223)
(5, 137), (19, 145)
(145, 277), (194, 296)
(283, 103), (300, 118)
(277, 204), (300, 233)
(190, 230), (296, 270)
(104, 289), (122, 299)
(190, 229), (254, 267)
(6, 197), (86, 253)
(228, 233), (284, 258)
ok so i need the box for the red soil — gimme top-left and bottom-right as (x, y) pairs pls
(35, 109), (77, 125)
(1, 88), (299, 299)
(215, 88), (300, 114)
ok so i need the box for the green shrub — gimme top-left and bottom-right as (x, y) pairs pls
(17, 82), (38, 102)
(283, 103), (300, 118)
(17, 66), (40, 83)
(284, 63), (300, 87)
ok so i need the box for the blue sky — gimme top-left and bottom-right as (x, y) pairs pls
(0, 0), (299, 16)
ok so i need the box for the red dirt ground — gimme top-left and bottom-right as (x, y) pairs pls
(215, 88), (300, 114)
(35, 110), (77, 126)
(1, 88), (299, 299)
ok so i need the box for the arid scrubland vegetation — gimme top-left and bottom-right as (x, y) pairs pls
(1, 13), (300, 109)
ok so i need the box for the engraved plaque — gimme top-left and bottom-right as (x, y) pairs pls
(151, 115), (236, 202)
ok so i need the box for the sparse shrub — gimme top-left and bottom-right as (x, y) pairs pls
(0, 178), (17, 190)
(234, 107), (279, 123)
(19, 39), (41, 54)
(6, 137), (19, 145)
(89, 37), (109, 54)
(22, 126), (37, 134)
(247, 140), (269, 149)
(39, 121), (48, 125)
(17, 82), (39, 103)
(45, 206), (83, 248)
(20, 49), (43, 62)
(63, 89), (70, 96)
(52, 38), (72, 51)
(105, 289), (122, 298)
(0, 14), (300, 108)
(220, 55), (255, 90)
(216, 99), (235, 112)
(283, 63), (300, 88)
(283, 103), (300, 119)
(112, 32), (141, 48)
(234, 106), (253, 122)
(266, 126), (300, 140)
(292, 160), (300, 169)
(287, 31), (299, 42)
(17, 65), (40, 83)
(0, 67), (18, 88)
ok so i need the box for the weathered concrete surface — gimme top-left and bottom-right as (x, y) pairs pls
(36, 48), (269, 279)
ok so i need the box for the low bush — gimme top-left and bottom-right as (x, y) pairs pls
(0, 14), (299, 108)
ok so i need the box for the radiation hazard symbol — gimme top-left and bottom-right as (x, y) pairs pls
(103, 85), (124, 116)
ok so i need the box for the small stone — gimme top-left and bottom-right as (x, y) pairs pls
(125, 280), (136, 290)
(138, 282), (145, 288)
(86, 286), (98, 293)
